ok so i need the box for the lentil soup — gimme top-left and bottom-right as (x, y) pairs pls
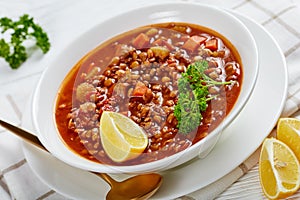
(55, 22), (243, 166)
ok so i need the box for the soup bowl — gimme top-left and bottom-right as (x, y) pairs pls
(32, 3), (258, 173)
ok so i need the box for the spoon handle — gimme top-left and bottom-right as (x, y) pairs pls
(94, 172), (118, 187)
(0, 119), (47, 151)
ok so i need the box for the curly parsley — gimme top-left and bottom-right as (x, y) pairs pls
(0, 14), (50, 69)
(174, 60), (233, 135)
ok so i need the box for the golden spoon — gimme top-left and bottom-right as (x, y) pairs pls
(0, 119), (162, 200)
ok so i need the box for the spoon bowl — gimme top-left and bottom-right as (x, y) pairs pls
(98, 173), (162, 200)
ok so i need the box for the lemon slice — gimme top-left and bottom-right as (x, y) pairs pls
(277, 118), (300, 162)
(259, 138), (300, 199)
(99, 111), (148, 162)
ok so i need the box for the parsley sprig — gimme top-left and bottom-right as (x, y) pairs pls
(0, 14), (50, 69)
(174, 60), (233, 134)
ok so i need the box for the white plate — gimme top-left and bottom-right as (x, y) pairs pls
(22, 9), (287, 200)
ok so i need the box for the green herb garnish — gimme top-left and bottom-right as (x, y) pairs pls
(0, 14), (50, 69)
(174, 60), (233, 134)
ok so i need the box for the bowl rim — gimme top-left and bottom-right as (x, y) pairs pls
(32, 2), (258, 173)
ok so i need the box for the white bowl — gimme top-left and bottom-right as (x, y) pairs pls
(32, 2), (258, 173)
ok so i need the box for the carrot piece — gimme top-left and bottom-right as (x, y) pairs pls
(152, 38), (174, 50)
(132, 33), (150, 49)
(182, 35), (206, 52)
(152, 38), (163, 46)
(182, 38), (198, 52)
(190, 35), (206, 44)
(205, 39), (218, 51)
(162, 40), (174, 50)
(131, 81), (148, 97)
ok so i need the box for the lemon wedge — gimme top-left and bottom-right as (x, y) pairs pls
(277, 118), (300, 162)
(259, 138), (300, 199)
(99, 111), (148, 162)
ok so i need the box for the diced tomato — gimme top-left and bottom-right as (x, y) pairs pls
(132, 33), (150, 49)
(182, 35), (207, 52)
(205, 39), (218, 51)
(131, 81), (148, 97)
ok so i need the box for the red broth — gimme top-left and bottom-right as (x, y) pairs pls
(55, 22), (243, 165)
